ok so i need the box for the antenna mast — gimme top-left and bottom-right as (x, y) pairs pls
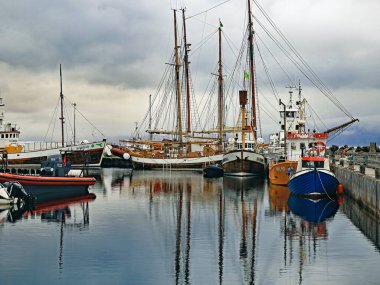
(59, 64), (65, 147)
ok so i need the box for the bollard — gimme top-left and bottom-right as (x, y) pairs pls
(359, 165), (365, 174)
(340, 159), (344, 167)
(376, 168), (380, 179)
(348, 161), (354, 170)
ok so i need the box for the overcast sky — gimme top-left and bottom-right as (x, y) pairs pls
(0, 0), (378, 145)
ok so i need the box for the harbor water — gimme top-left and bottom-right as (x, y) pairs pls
(0, 168), (379, 284)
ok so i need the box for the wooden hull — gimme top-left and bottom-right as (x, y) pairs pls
(268, 160), (298, 185)
(130, 154), (223, 170)
(222, 150), (266, 177)
(6, 141), (106, 168)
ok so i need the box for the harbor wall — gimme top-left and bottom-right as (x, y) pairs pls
(341, 195), (380, 251)
(334, 166), (380, 217)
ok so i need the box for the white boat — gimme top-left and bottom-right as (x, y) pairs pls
(0, 66), (106, 169)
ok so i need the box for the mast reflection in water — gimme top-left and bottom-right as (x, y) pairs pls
(0, 169), (380, 285)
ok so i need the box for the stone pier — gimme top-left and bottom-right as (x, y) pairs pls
(334, 166), (380, 217)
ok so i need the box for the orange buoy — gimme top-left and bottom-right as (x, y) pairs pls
(337, 183), (344, 194)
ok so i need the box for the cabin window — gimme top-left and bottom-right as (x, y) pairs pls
(300, 142), (305, 149)
(5, 134), (8, 138)
(1, 134), (3, 138)
(302, 160), (324, 168)
(286, 111), (295, 118)
(291, 142), (296, 150)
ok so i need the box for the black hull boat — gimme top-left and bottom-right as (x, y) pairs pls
(203, 164), (224, 178)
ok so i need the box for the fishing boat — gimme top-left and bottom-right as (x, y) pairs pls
(0, 66), (106, 169)
(267, 86), (310, 185)
(121, 9), (223, 169)
(222, 0), (266, 177)
(267, 81), (358, 186)
(288, 155), (339, 197)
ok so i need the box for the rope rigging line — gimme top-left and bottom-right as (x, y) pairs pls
(186, 0), (232, 19)
(189, 29), (218, 57)
(305, 100), (328, 131)
(63, 100), (73, 143)
(64, 96), (106, 139)
(251, 0), (354, 119)
(254, 36), (279, 102)
(254, 15), (350, 120)
(43, 96), (60, 142)
(255, 33), (296, 87)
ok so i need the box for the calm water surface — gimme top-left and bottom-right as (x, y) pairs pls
(0, 168), (379, 285)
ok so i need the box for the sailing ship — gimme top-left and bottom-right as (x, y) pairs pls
(222, 0), (266, 177)
(1, 65), (106, 168)
(122, 9), (223, 169)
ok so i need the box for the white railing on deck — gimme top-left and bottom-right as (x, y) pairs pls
(21, 141), (73, 152)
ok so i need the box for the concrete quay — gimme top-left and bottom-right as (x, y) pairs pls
(333, 164), (380, 218)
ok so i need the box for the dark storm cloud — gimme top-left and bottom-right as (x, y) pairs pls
(0, 0), (171, 88)
(0, 0), (378, 141)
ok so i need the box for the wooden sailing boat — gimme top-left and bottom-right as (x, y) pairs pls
(122, 9), (223, 170)
(3, 65), (106, 168)
(222, 0), (266, 177)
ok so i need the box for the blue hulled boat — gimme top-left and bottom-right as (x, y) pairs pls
(288, 156), (339, 196)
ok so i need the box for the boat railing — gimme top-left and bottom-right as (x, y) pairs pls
(21, 141), (71, 152)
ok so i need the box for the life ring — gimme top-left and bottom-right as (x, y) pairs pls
(315, 141), (326, 155)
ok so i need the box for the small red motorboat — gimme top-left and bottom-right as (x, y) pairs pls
(0, 172), (96, 186)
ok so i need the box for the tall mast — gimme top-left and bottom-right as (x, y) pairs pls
(173, 10), (183, 145)
(218, 21), (223, 150)
(59, 64), (65, 147)
(73, 103), (76, 144)
(182, 9), (191, 135)
(149, 94), (152, 140)
(247, 0), (257, 141)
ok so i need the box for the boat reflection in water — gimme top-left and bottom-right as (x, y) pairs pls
(223, 176), (265, 285)
(0, 195), (95, 225)
(268, 183), (290, 213)
(288, 195), (339, 224)
(267, 183), (341, 284)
